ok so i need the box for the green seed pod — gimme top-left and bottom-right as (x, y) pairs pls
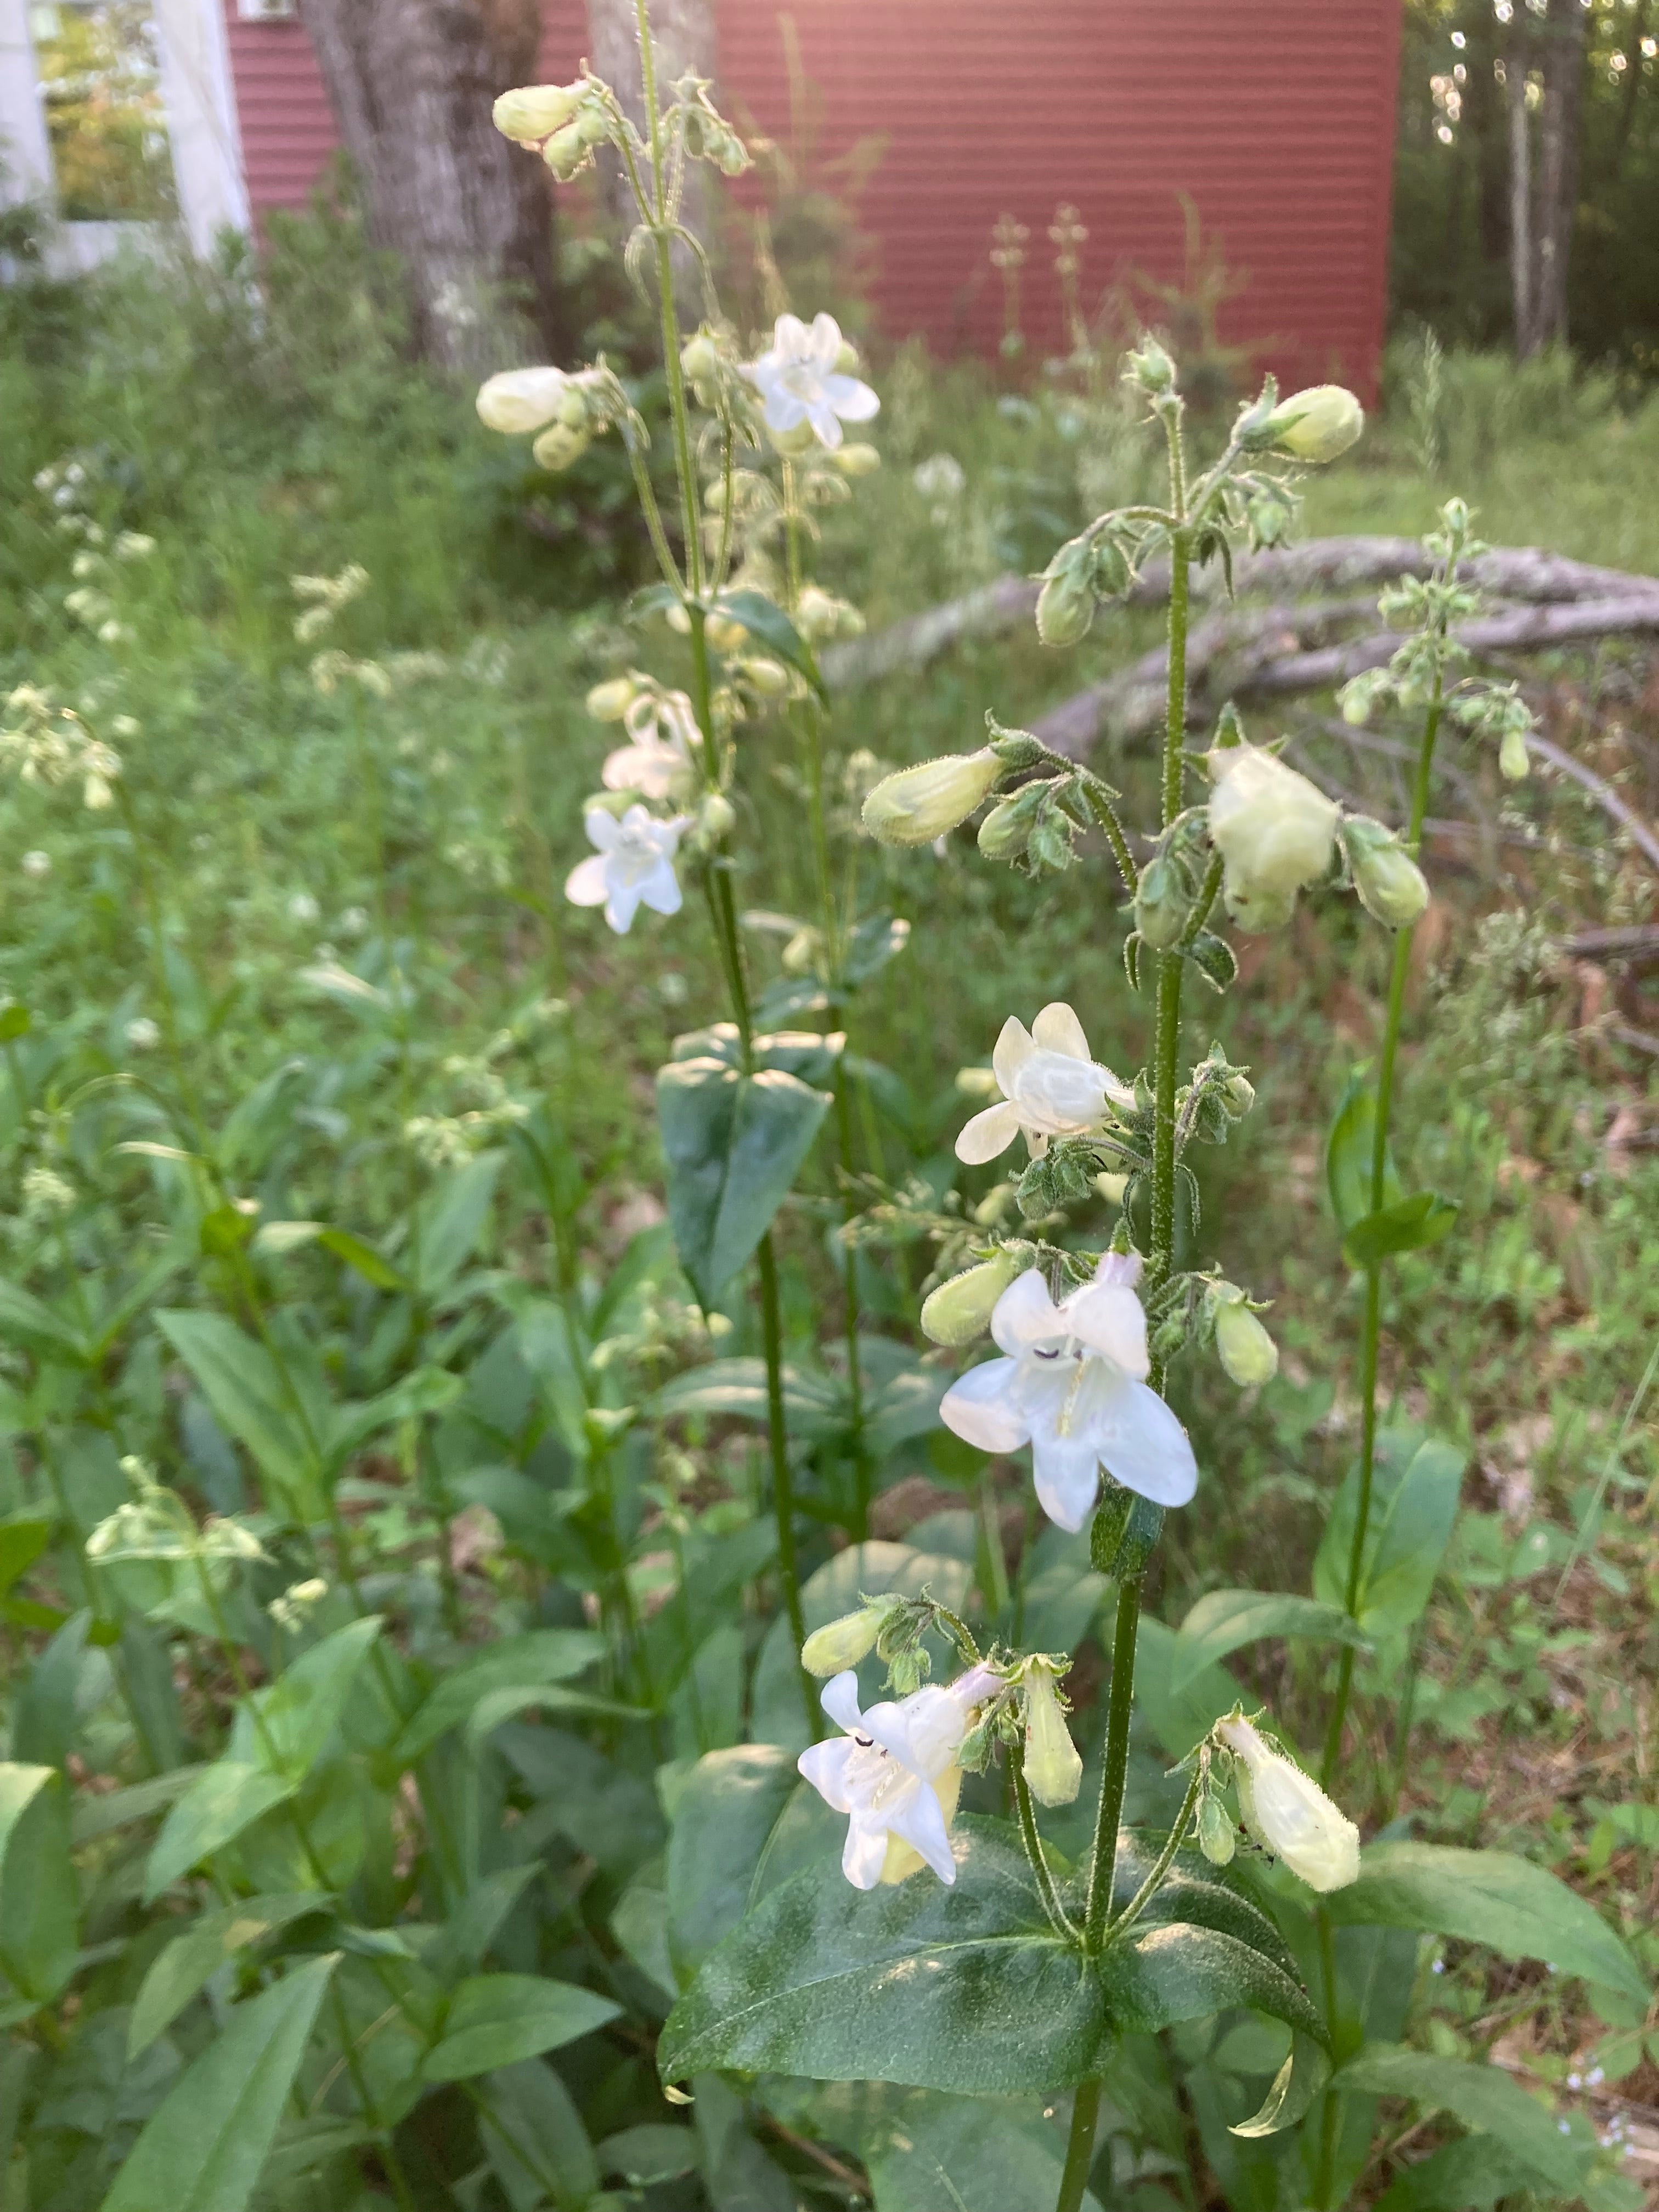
(1133, 854), (1192, 952)
(1035, 568), (1093, 647)
(977, 795), (1032, 862)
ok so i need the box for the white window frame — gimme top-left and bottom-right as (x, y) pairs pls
(0, 0), (249, 272)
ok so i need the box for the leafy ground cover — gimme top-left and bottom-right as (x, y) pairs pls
(0, 221), (1656, 2209)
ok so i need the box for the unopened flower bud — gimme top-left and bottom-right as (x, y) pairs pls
(794, 585), (862, 642)
(586, 677), (637, 723)
(476, 366), (569, 435)
(532, 420), (591, 472)
(1206, 742), (1339, 922)
(768, 417), (819, 458)
(680, 331), (720, 385)
(1344, 816), (1429, 930)
(1212, 1289), (1278, 1389)
(802, 1596), (900, 1677)
(831, 442), (881, 477)
(919, 1252), (1022, 1347)
(1035, 568), (1092, 647)
(1265, 385), (1364, 464)
(541, 121), (587, 178)
(833, 338), (861, 375)
(977, 795), (1031, 862)
(1216, 1713), (1360, 1892)
(1133, 854), (1192, 952)
(493, 83), (583, 144)
(1499, 726), (1530, 781)
(1124, 336), (1176, 393)
(1022, 1661), (1083, 1807)
(862, 750), (1002, 847)
(740, 656), (790, 697)
(1197, 1791), (1236, 1865)
(706, 611), (749, 652)
(697, 792), (736, 842)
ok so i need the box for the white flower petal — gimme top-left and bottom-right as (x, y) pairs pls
(820, 1671), (865, 1735)
(583, 808), (621, 852)
(989, 1268), (1064, 1357)
(805, 399), (845, 449)
(939, 1357), (1029, 1455)
(821, 373), (880, 422)
(1030, 1431), (1103, 1532)
(1094, 1251), (1144, 1291)
(955, 1100), (1020, 1164)
(1059, 1279), (1149, 1378)
(842, 1814), (889, 1889)
(638, 861), (684, 916)
(603, 882), (645, 934)
(991, 1017), (1036, 1097)
(866, 1686), (964, 1779)
(1031, 1001), (1091, 1060)
(887, 1779), (957, 1882)
(564, 854), (610, 907)
(763, 389), (810, 436)
(807, 311), (841, 364)
(1086, 1369), (1199, 1507)
(775, 313), (810, 357)
(798, 1737), (857, 1814)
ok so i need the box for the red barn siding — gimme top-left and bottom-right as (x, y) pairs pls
(227, 0), (1401, 394)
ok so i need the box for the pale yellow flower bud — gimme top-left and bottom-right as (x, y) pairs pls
(831, 442), (881, 477)
(1212, 1290), (1278, 1388)
(919, 1252), (1022, 1347)
(1500, 726), (1530, 781)
(801, 1598), (899, 1677)
(532, 420), (592, 472)
(492, 84), (583, 144)
(1216, 1713), (1360, 1893)
(1266, 385), (1365, 464)
(476, 367), (569, 436)
(697, 792), (736, 842)
(1022, 1662), (1082, 1807)
(740, 656), (790, 697)
(1206, 743), (1339, 917)
(586, 678), (637, 723)
(862, 750), (1002, 847)
(1345, 817), (1430, 930)
(680, 331), (720, 384)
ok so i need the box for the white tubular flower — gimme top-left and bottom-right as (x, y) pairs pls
(955, 1002), (1134, 1166)
(939, 1254), (1199, 1532)
(741, 313), (879, 451)
(1215, 1714), (1361, 1893)
(476, 367), (571, 435)
(601, 689), (699, 802)
(564, 805), (689, 934)
(798, 1664), (1001, 1889)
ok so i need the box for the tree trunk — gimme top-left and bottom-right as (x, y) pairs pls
(296, 0), (563, 368)
(1506, 25), (1533, 353)
(1530, 0), (1587, 350)
(585, 0), (715, 260)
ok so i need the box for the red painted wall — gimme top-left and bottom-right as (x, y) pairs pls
(227, 0), (1401, 394)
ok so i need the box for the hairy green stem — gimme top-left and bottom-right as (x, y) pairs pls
(1053, 2079), (1103, 2212)
(1105, 1758), (1204, 1945)
(1082, 1579), (1143, 1949)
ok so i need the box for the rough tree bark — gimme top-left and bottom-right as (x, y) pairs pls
(297, 0), (563, 366)
(584, 0), (716, 254)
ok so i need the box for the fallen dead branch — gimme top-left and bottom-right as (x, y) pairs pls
(1561, 925), (1659, 963)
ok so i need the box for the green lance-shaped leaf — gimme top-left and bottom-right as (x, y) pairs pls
(1324, 1842), (1648, 2003)
(1313, 1429), (1463, 1638)
(711, 588), (828, 702)
(1334, 2044), (1590, 2194)
(409, 1147), (504, 1297)
(667, 1743), (817, 1985)
(1326, 1073), (1403, 1235)
(659, 1820), (1323, 2094)
(99, 1953), (338, 2212)
(144, 1762), (297, 1902)
(128, 1893), (325, 2056)
(157, 1310), (320, 1519)
(0, 1763), (78, 2004)
(0, 1515), (50, 1601)
(392, 1627), (606, 1765)
(1341, 1190), (1459, 1268)
(858, 2088), (1105, 2212)
(1170, 1590), (1370, 1695)
(657, 1059), (832, 1307)
(420, 1973), (621, 2082)
(1229, 2031), (1330, 2139)
(246, 1613), (385, 1783)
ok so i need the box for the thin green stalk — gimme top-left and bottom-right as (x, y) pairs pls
(1105, 1758), (1204, 1945)
(1053, 2079), (1103, 2212)
(1313, 1911), (1343, 2207)
(1321, 675), (1443, 1788)
(1013, 1756), (1077, 1941)
(1082, 1580), (1143, 1948)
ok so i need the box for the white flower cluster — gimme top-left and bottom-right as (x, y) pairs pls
(0, 685), (123, 810)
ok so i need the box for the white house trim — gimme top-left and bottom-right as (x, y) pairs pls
(0, 0), (54, 205)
